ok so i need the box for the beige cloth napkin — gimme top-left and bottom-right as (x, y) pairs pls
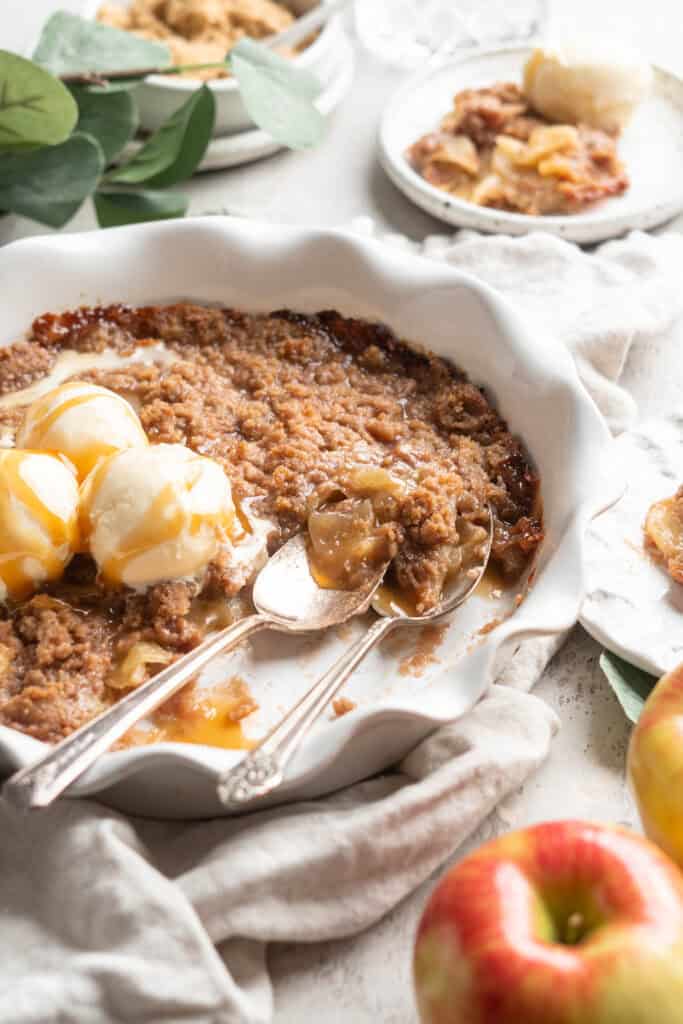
(350, 220), (683, 433)
(2, 225), (682, 1023)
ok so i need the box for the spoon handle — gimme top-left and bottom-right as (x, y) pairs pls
(3, 614), (270, 811)
(218, 615), (395, 809)
(265, 0), (350, 52)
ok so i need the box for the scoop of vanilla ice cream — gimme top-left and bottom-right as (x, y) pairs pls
(17, 381), (148, 480)
(81, 444), (236, 588)
(523, 40), (652, 134)
(0, 449), (80, 601)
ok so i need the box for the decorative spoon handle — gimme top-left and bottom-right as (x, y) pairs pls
(217, 614), (395, 809)
(3, 614), (270, 810)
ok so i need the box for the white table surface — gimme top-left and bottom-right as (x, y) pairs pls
(4, 2), (683, 1020)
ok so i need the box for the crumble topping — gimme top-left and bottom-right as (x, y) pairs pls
(0, 303), (543, 743)
(97, 0), (295, 79)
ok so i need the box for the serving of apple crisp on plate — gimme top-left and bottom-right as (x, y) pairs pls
(404, 40), (654, 217)
(407, 81), (630, 218)
(380, 44), (683, 242)
(582, 419), (683, 680)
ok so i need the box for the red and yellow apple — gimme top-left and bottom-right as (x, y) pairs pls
(414, 820), (683, 1024)
(628, 663), (683, 868)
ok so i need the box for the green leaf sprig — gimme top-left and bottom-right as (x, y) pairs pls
(33, 11), (172, 79)
(0, 10), (326, 230)
(599, 650), (657, 724)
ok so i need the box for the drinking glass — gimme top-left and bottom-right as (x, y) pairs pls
(354, 0), (548, 68)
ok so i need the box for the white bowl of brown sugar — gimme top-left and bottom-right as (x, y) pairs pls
(87, 0), (343, 135)
(0, 217), (614, 818)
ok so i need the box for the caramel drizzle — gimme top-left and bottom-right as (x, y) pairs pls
(24, 383), (146, 478)
(0, 451), (77, 598)
(82, 460), (235, 586)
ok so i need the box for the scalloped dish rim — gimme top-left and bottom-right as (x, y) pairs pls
(0, 218), (613, 816)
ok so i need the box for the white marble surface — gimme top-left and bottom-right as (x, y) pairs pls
(4, 1), (683, 1020)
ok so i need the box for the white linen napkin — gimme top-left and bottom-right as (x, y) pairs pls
(2, 225), (682, 1024)
(349, 220), (683, 434)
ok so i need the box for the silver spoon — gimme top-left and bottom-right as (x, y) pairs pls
(2, 533), (390, 811)
(217, 510), (493, 811)
(265, 0), (351, 53)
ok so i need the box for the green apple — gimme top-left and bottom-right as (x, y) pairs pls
(628, 664), (683, 868)
(414, 820), (683, 1023)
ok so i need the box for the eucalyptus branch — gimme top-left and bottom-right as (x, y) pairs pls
(60, 60), (232, 86)
(0, 10), (326, 232)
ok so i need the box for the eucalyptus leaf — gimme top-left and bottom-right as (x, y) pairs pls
(71, 85), (138, 163)
(599, 651), (658, 724)
(94, 187), (188, 227)
(0, 50), (77, 149)
(33, 11), (171, 77)
(0, 131), (105, 228)
(229, 37), (325, 150)
(106, 85), (214, 187)
(231, 38), (321, 98)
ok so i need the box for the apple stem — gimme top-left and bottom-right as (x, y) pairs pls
(564, 912), (585, 945)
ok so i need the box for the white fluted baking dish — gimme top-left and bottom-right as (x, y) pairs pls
(0, 217), (612, 817)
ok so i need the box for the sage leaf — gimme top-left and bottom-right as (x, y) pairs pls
(230, 37), (325, 150)
(0, 131), (105, 228)
(33, 11), (171, 77)
(106, 84), (214, 187)
(94, 187), (188, 227)
(0, 50), (77, 149)
(599, 651), (658, 724)
(71, 85), (138, 163)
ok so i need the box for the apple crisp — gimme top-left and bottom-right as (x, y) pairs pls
(0, 303), (542, 744)
(97, 0), (295, 78)
(645, 487), (683, 584)
(407, 83), (629, 216)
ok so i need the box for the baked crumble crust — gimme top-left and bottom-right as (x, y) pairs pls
(0, 303), (543, 743)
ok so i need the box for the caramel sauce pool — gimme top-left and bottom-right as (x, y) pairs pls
(474, 562), (509, 598)
(147, 696), (253, 750)
(123, 683), (256, 751)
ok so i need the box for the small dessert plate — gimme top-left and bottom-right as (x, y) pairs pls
(379, 47), (683, 244)
(581, 417), (683, 677)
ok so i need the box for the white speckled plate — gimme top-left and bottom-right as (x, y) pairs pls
(581, 417), (683, 677)
(0, 218), (612, 818)
(379, 48), (683, 244)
